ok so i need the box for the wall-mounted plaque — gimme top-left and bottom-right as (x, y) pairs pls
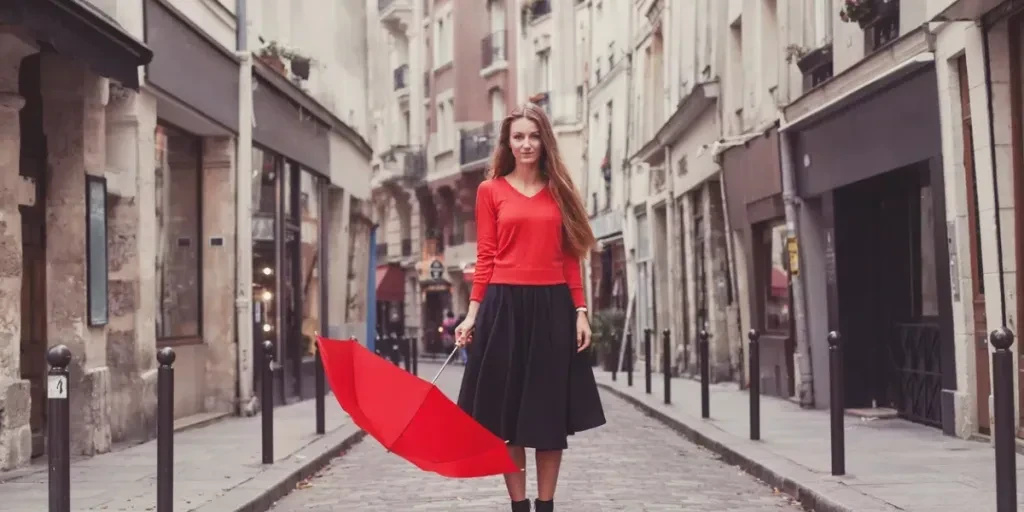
(86, 175), (109, 327)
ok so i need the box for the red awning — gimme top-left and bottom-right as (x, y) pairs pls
(376, 264), (404, 303)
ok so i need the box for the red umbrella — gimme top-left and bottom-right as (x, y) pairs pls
(316, 335), (520, 478)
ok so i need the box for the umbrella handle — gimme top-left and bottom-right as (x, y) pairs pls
(430, 345), (462, 385)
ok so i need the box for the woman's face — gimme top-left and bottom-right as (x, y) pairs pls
(509, 117), (542, 166)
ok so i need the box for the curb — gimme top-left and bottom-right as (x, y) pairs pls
(598, 383), (876, 512)
(192, 425), (368, 512)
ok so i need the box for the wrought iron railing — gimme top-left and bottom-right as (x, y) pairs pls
(887, 321), (943, 427)
(459, 121), (499, 166)
(393, 64), (409, 91)
(481, 30), (507, 69)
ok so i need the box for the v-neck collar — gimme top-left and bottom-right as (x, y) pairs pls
(500, 176), (548, 200)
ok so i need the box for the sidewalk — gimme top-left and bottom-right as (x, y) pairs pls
(596, 370), (1024, 511)
(0, 360), (463, 512)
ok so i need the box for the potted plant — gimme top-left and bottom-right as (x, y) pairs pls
(256, 40), (313, 79)
(591, 309), (626, 370)
(835, 0), (876, 28)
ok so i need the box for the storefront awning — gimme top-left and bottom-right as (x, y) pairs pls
(375, 264), (405, 303)
(0, 0), (153, 89)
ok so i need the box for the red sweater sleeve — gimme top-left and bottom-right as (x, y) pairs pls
(470, 183), (496, 302)
(562, 249), (586, 308)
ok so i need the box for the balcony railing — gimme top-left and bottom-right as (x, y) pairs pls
(380, 145), (426, 181)
(481, 30), (507, 69)
(393, 64), (409, 91)
(459, 121), (499, 166)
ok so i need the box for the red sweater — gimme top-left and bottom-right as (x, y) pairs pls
(470, 177), (586, 307)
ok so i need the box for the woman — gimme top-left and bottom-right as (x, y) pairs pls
(455, 104), (606, 512)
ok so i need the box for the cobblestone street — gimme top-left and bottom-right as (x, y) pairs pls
(270, 377), (804, 512)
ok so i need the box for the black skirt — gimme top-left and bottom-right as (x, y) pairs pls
(457, 284), (606, 451)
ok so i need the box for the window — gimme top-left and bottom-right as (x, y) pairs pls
(299, 172), (323, 360)
(433, 8), (454, 67)
(761, 222), (790, 333)
(154, 123), (202, 342)
(536, 49), (551, 92)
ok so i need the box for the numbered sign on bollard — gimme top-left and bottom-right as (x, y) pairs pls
(47, 345), (72, 512)
(48, 375), (68, 399)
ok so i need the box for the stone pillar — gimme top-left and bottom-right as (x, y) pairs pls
(706, 180), (733, 381)
(0, 35), (37, 470)
(104, 87), (159, 443)
(202, 136), (238, 412)
(41, 54), (112, 456)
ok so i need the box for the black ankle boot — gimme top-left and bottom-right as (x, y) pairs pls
(511, 499), (531, 512)
(534, 499), (553, 512)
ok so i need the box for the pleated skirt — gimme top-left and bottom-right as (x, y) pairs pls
(456, 284), (607, 451)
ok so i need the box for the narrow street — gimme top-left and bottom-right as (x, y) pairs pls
(270, 376), (803, 511)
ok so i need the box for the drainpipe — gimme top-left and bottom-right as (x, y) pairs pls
(235, 0), (257, 415)
(778, 127), (815, 407)
(981, 21), (1009, 326)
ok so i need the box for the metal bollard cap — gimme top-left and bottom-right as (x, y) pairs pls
(156, 347), (176, 366)
(827, 331), (841, 346)
(748, 329), (759, 341)
(46, 345), (72, 368)
(990, 327), (1015, 350)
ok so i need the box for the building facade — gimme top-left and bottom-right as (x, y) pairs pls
(369, 0), (521, 355)
(0, 0), (372, 471)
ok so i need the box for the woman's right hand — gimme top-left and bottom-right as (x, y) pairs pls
(455, 316), (476, 346)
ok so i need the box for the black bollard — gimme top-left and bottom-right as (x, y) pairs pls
(261, 340), (275, 464)
(315, 341), (326, 435)
(644, 329), (652, 394)
(46, 345), (72, 512)
(403, 337), (412, 372)
(699, 329), (710, 418)
(663, 328), (672, 405)
(827, 331), (845, 476)
(626, 332), (634, 387)
(412, 336), (419, 376)
(156, 348), (176, 512)
(991, 328), (1017, 512)
(748, 330), (760, 441)
(611, 339), (618, 381)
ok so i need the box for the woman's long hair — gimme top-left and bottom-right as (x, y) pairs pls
(488, 103), (595, 259)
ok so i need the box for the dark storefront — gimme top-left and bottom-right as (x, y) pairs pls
(790, 65), (957, 434)
(249, 63), (332, 405)
(721, 127), (795, 399)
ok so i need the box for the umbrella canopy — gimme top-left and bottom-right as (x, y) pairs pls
(316, 335), (520, 478)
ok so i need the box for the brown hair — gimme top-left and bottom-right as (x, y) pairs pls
(488, 103), (595, 259)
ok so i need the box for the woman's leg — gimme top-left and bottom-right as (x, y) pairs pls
(504, 445), (528, 501)
(535, 449), (563, 501)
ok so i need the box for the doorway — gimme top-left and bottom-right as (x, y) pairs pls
(957, 56), (989, 432)
(833, 163), (944, 427)
(18, 53), (47, 457)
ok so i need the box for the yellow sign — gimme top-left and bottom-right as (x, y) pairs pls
(786, 236), (799, 276)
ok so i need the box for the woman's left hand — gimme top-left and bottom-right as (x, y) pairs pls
(576, 312), (591, 352)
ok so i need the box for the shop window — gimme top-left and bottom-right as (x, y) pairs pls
(299, 171), (323, 360)
(154, 123), (202, 342)
(761, 222), (790, 333)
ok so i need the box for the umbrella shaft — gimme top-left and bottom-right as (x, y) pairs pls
(430, 346), (461, 385)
